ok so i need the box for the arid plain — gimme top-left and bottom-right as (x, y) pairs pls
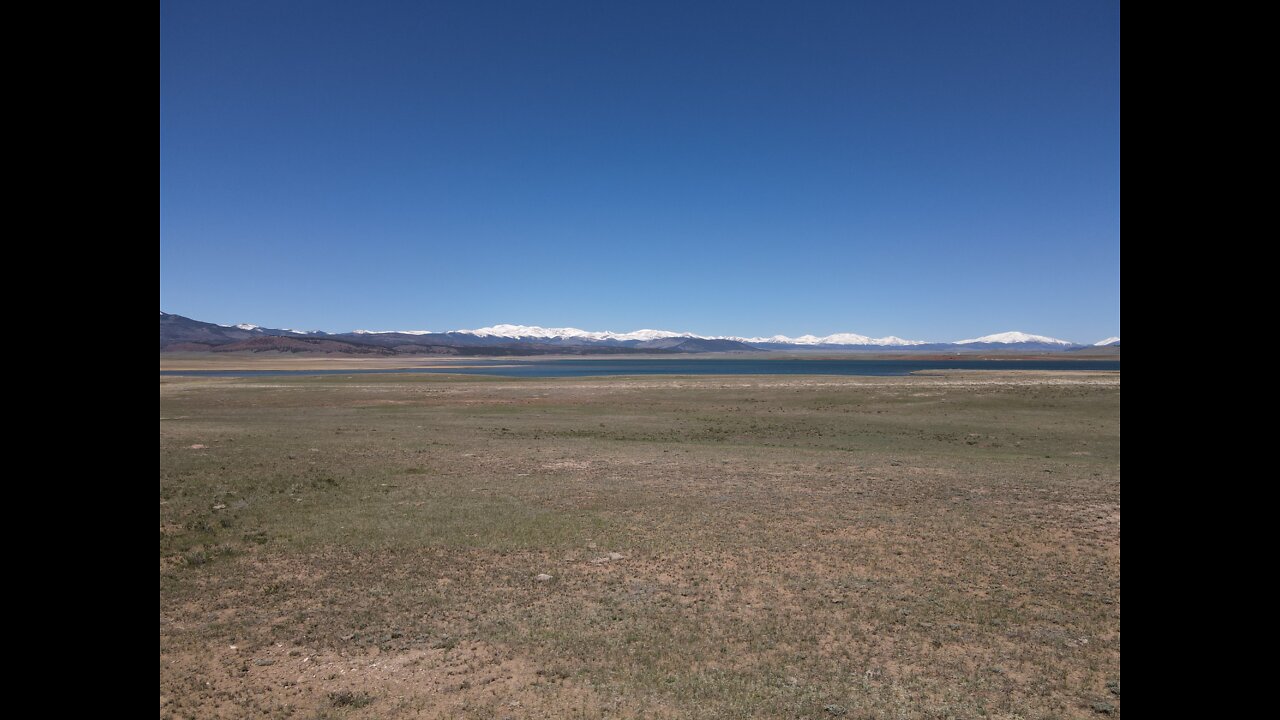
(160, 365), (1120, 718)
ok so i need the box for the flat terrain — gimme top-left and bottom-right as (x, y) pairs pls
(160, 371), (1120, 719)
(160, 349), (1118, 371)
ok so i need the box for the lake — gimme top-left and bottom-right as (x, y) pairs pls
(160, 358), (1120, 378)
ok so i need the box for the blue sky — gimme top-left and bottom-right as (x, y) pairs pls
(160, 1), (1119, 343)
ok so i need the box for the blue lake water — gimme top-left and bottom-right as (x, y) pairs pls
(160, 358), (1120, 378)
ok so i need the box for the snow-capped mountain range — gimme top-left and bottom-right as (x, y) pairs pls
(343, 324), (1093, 347)
(355, 324), (691, 342)
(351, 324), (929, 347)
(162, 312), (1113, 354)
(956, 331), (1074, 346)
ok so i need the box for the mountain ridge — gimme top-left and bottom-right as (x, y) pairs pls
(161, 312), (1099, 354)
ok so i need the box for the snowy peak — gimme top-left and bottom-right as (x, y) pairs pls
(725, 333), (926, 347)
(162, 313), (1105, 352)
(461, 324), (596, 339)
(459, 325), (1099, 348)
(454, 325), (930, 346)
(456, 324), (693, 342)
(216, 322), (264, 332)
(955, 331), (1074, 346)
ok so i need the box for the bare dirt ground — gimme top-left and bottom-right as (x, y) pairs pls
(160, 371), (1120, 719)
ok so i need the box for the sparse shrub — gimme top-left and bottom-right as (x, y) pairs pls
(328, 690), (373, 708)
(431, 636), (459, 650)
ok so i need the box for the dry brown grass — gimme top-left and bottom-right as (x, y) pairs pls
(160, 371), (1119, 718)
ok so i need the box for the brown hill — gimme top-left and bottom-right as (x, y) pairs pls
(211, 337), (396, 355)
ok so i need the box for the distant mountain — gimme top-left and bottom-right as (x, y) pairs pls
(435, 324), (691, 343)
(636, 337), (757, 352)
(207, 336), (397, 355)
(160, 311), (297, 349)
(1094, 336), (1121, 346)
(160, 313), (1097, 354)
(951, 331), (1078, 352)
(158, 313), (759, 354)
(722, 333), (925, 347)
(956, 331), (1073, 346)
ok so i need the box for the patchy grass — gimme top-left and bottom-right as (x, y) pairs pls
(160, 371), (1119, 718)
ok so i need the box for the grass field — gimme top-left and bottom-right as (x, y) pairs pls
(159, 370), (1120, 719)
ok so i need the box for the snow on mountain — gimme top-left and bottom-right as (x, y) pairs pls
(955, 331), (1074, 346)
(187, 319), (1085, 347)
(217, 322), (264, 331)
(456, 324), (692, 342)
(164, 313), (1102, 351)
(750, 334), (827, 345)
(723, 333), (926, 346)
(452, 325), (929, 346)
(604, 329), (690, 341)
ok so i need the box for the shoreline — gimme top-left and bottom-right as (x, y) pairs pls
(159, 350), (1120, 372)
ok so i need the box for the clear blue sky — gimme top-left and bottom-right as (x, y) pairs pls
(160, 0), (1119, 343)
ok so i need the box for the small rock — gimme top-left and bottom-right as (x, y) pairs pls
(188, 444), (207, 450)
(608, 552), (625, 560)
(254, 659), (275, 666)
(824, 705), (848, 716)
(212, 504), (227, 510)
(536, 573), (553, 582)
